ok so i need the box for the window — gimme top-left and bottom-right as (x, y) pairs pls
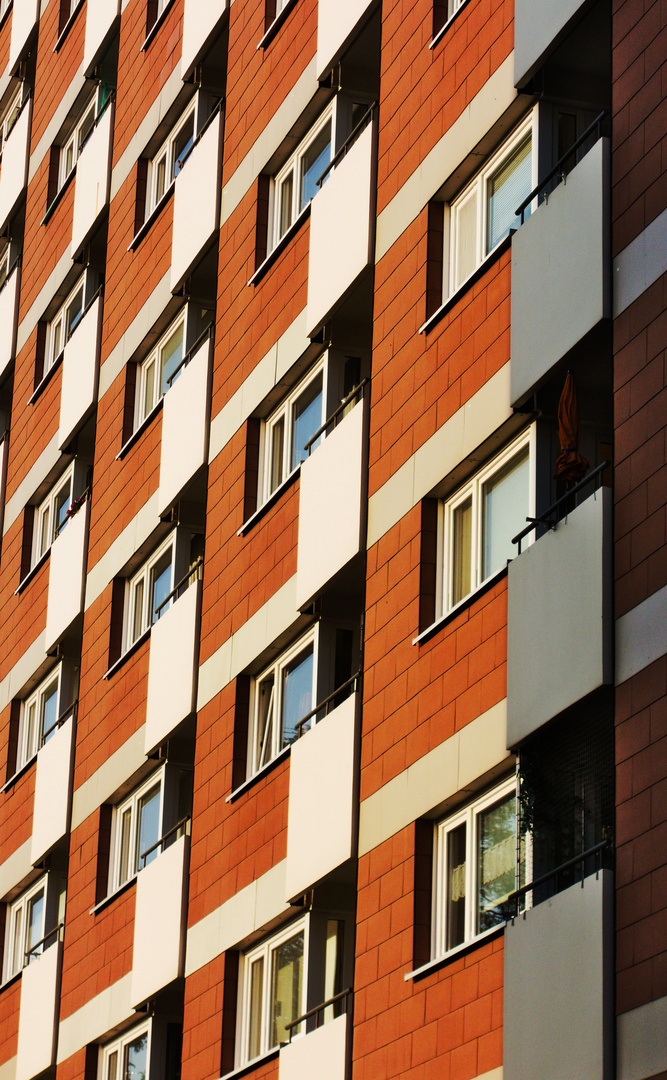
(2, 878), (47, 982)
(99, 1021), (150, 1080)
(0, 241), (11, 290)
(109, 770), (164, 893)
(31, 463), (75, 567)
(44, 275), (87, 377)
(134, 312), (186, 429)
(433, 778), (516, 958)
(145, 101), (196, 218)
(447, 114), (535, 295)
(123, 534), (175, 651)
(16, 667), (62, 771)
(238, 918), (307, 1065)
(58, 90), (98, 191)
(0, 85), (23, 159)
(439, 428), (533, 614)
(270, 104), (333, 250)
(259, 358), (325, 503)
(248, 627), (317, 777)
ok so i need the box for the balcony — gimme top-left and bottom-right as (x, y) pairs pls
(144, 574), (201, 756)
(296, 394), (366, 611)
(285, 690), (358, 900)
(30, 711), (74, 866)
(306, 114), (375, 337)
(280, 1012), (348, 1080)
(181, 0), (227, 79)
(170, 109), (223, 294)
(44, 497), (89, 654)
(316, 0), (375, 77)
(71, 101), (114, 258)
(157, 328), (212, 516)
(0, 263), (19, 381)
(58, 293), (102, 450)
(16, 939), (62, 1080)
(510, 135), (610, 408)
(0, 100), (31, 233)
(507, 480), (612, 748)
(83, 0), (120, 73)
(504, 870), (613, 1080)
(514, 0), (595, 87)
(131, 832), (189, 1007)
(9, 0), (39, 71)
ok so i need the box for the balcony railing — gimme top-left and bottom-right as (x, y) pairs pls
(154, 554), (203, 621)
(516, 111), (607, 225)
(284, 987), (353, 1041)
(165, 323), (214, 388)
(294, 670), (361, 736)
(507, 838), (612, 919)
(512, 461), (609, 555)
(304, 379), (368, 455)
(25, 922), (64, 963)
(139, 815), (191, 868)
(316, 102), (376, 187)
(40, 699), (77, 748)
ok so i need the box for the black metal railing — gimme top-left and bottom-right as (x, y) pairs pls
(284, 987), (353, 1040)
(303, 378), (369, 454)
(41, 699), (78, 748)
(507, 838), (611, 918)
(516, 110), (607, 224)
(139, 816), (191, 868)
(78, 88), (116, 157)
(176, 97), (224, 174)
(166, 322), (214, 388)
(294, 670), (361, 736)
(25, 922), (64, 962)
(511, 461), (609, 555)
(154, 555), (204, 620)
(316, 102), (376, 188)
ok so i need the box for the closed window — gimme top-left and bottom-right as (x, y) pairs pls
(145, 102), (196, 218)
(16, 667), (62, 770)
(2, 874), (65, 983)
(109, 771), (164, 893)
(248, 627), (317, 777)
(134, 312), (186, 429)
(270, 104), (333, 250)
(44, 275), (87, 376)
(99, 1021), (150, 1080)
(447, 114), (535, 295)
(31, 464), (75, 567)
(439, 429), (533, 614)
(239, 918), (307, 1065)
(433, 778), (516, 957)
(58, 90), (98, 191)
(0, 84), (23, 158)
(123, 535), (175, 651)
(259, 359), (324, 503)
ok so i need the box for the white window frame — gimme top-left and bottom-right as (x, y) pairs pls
(0, 84), (23, 158)
(108, 768), (165, 894)
(134, 309), (187, 430)
(16, 666), (63, 772)
(248, 626), (318, 778)
(98, 1019), (151, 1080)
(432, 777), (517, 959)
(44, 273), (88, 377)
(269, 101), (334, 251)
(237, 916), (308, 1067)
(145, 99), (197, 219)
(2, 877), (47, 983)
(123, 533), (176, 652)
(446, 112), (537, 297)
(0, 241), (11, 290)
(258, 356), (326, 504)
(437, 427), (535, 617)
(31, 462), (75, 568)
(58, 88), (98, 192)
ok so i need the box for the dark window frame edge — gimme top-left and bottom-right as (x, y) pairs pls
(237, 465), (300, 536)
(420, 232), (513, 335)
(42, 163), (77, 226)
(248, 203), (310, 286)
(257, 0), (299, 50)
(15, 548), (51, 595)
(116, 398), (164, 460)
(128, 184), (175, 252)
(53, 0), (85, 53)
(405, 923), (504, 981)
(141, 0), (178, 52)
(429, 0), (474, 50)
(103, 626), (151, 680)
(413, 565), (508, 646)
(226, 745), (291, 803)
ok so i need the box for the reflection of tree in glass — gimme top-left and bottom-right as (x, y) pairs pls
(478, 796), (516, 931)
(125, 1033), (147, 1080)
(271, 933), (304, 1047)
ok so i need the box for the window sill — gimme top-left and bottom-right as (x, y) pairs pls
(116, 399), (163, 460)
(141, 0), (177, 51)
(419, 232), (513, 335)
(128, 184), (175, 252)
(1, 752), (37, 793)
(248, 203), (310, 286)
(429, 0), (473, 50)
(103, 626), (151, 680)
(28, 349), (64, 405)
(405, 924), (504, 982)
(90, 874), (137, 916)
(53, 0), (84, 52)
(237, 466), (300, 536)
(42, 165), (77, 226)
(0, 969), (22, 994)
(0, 2), (12, 35)
(413, 565), (508, 646)
(226, 745), (291, 804)
(257, 0), (298, 49)
(15, 548), (50, 595)
(221, 1048), (280, 1080)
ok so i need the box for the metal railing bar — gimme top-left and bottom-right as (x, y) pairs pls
(508, 838), (610, 907)
(175, 97), (224, 173)
(78, 89), (116, 156)
(303, 378), (369, 453)
(166, 323), (214, 387)
(512, 461), (609, 553)
(41, 700), (78, 747)
(294, 670), (361, 734)
(285, 987), (353, 1033)
(154, 555), (204, 619)
(316, 102), (376, 188)
(516, 110), (606, 222)
(25, 922), (64, 959)
(140, 816), (191, 866)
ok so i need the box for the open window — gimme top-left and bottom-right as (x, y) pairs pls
(2, 874), (65, 984)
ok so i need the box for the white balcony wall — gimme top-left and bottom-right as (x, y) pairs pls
(59, 295), (102, 450)
(279, 1014), (348, 1080)
(44, 500), (89, 654)
(306, 120), (374, 337)
(71, 104), (114, 257)
(510, 138), (610, 407)
(0, 265), (19, 381)
(16, 942), (62, 1080)
(181, 0), (227, 79)
(145, 580), (201, 756)
(0, 100), (31, 233)
(31, 715), (74, 866)
(514, 0), (591, 87)
(296, 399), (365, 610)
(285, 694), (357, 900)
(170, 111), (223, 293)
(507, 487), (612, 748)
(317, 0), (375, 78)
(132, 835), (189, 1007)
(157, 333), (212, 516)
(504, 872), (613, 1080)
(9, 0), (39, 72)
(83, 0), (120, 73)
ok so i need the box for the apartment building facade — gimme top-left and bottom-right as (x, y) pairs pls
(0, 0), (664, 1079)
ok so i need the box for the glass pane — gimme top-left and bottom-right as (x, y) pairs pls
(132, 578), (145, 642)
(323, 920), (343, 1022)
(256, 675), (275, 770)
(487, 134), (532, 251)
(482, 447), (529, 580)
(477, 793), (516, 932)
(78, 102), (96, 154)
(26, 890), (44, 962)
(159, 323), (184, 395)
(281, 646), (313, 745)
(106, 1050), (118, 1080)
(150, 549), (173, 623)
(446, 823), (466, 950)
(279, 173), (293, 238)
(142, 359), (156, 420)
(172, 115), (195, 179)
(51, 321), (62, 365)
(248, 956), (264, 1060)
(39, 506), (51, 556)
(66, 286), (84, 338)
(557, 113), (578, 175)
(136, 783), (161, 870)
(118, 807), (133, 885)
(124, 1032), (148, 1080)
(10, 907), (23, 976)
(454, 187), (478, 290)
(65, 143), (74, 177)
(270, 932), (304, 1048)
(155, 157), (166, 204)
(24, 702), (37, 762)
(54, 480), (72, 537)
(41, 680), (59, 744)
(300, 122), (331, 209)
(291, 374), (323, 469)
(270, 418), (285, 493)
(452, 496), (472, 605)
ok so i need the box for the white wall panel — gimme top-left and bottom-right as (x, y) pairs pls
(316, 0), (374, 78)
(181, 0), (227, 79)
(145, 581), (200, 755)
(31, 716), (74, 866)
(71, 104), (113, 257)
(158, 334), (211, 516)
(83, 0), (120, 73)
(279, 1014), (348, 1080)
(16, 943), (61, 1080)
(0, 101), (31, 232)
(59, 295), (102, 450)
(132, 836), (189, 1007)
(8, 0), (39, 72)
(170, 112), (223, 293)
(0, 267), (19, 382)
(45, 501), (89, 654)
